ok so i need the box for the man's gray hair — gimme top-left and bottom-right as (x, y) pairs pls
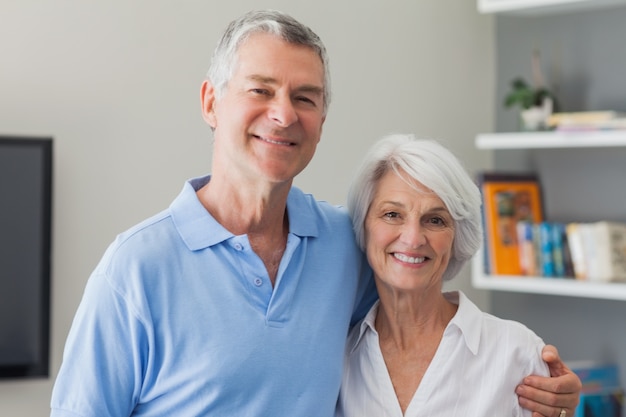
(207, 10), (331, 115)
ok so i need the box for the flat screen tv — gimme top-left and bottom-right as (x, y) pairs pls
(0, 135), (52, 378)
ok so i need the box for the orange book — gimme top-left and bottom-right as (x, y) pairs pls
(477, 172), (544, 275)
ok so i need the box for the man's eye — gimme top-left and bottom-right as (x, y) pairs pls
(383, 212), (399, 219)
(296, 96), (315, 105)
(251, 88), (269, 95)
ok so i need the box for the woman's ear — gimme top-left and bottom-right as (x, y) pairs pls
(200, 80), (217, 129)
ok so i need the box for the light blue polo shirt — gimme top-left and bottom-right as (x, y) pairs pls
(51, 175), (375, 417)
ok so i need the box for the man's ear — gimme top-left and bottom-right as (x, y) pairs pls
(200, 80), (217, 128)
(317, 115), (326, 144)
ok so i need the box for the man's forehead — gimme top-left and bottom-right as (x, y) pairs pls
(234, 37), (323, 82)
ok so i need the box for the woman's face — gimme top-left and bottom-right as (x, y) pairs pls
(364, 169), (455, 293)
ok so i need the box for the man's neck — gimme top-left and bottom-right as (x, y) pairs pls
(196, 174), (291, 285)
(197, 172), (291, 234)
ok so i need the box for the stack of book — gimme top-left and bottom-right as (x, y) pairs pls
(569, 362), (623, 417)
(565, 222), (626, 282)
(515, 221), (573, 278)
(513, 220), (626, 281)
(546, 111), (626, 132)
(477, 171), (626, 281)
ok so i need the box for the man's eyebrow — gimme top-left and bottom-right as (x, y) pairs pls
(297, 84), (324, 96)
(247, 74), (275, 84)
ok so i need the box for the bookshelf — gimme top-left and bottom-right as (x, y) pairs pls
(471, 130), (626, 300)
(472, 249), (626, 300)
(476, 130), (626, 149)
(478, 0), (626, 14)
(481, 6), (626, 412)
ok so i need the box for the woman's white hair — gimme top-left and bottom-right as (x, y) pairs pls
(347, 133), (483, 281)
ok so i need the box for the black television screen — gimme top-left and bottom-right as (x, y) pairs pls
(0, 136), (52, 378)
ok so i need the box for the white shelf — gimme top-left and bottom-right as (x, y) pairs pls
(472, 130), (626, 300)
(478, 0), (626, 14)
(471, 255), (626, 300)
(476, 130), (626, 149)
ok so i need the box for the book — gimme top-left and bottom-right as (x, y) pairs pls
(569, 362), (623, 417)
(587, 221), (626, 282)
(577, 391), (623, 417)
(556, 118), (626, 132)
(566, 223), (587, 280)
(546, 110), (626, 131)
(566, 221), (626, 282)
(532, 223), (544, 277)
(516, 220), (537, 276)
(517, 221), (570, 278)
(560, 225), (576, 278)
(570, 362), (620, 390)
(551, 222), (567, 277)
(539, 222), (555, 277)
(477, 172), (544, 275)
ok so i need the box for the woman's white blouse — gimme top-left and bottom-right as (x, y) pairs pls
(336, 291), (549, 417)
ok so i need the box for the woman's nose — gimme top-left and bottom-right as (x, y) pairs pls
(400, 222), (427, 248)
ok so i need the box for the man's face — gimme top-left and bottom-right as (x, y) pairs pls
(202, 32), (326, 186)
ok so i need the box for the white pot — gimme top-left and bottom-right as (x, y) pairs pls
(520, 97), (553, 131)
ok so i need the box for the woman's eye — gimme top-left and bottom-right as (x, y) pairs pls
(426, 217), (447, 228)
(383, 212), (399, 219)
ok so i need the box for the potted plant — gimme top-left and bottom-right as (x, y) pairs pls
(504, 77), (557, 131)
(503, 51), (558, 131)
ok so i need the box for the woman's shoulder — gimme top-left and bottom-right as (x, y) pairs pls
(449, 291), (546, 363)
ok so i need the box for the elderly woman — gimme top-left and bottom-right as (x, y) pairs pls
(337, 134), (570, 417)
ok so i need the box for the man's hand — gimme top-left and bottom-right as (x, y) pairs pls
(517, 345), (582, 417)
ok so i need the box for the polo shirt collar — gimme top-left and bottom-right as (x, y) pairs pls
(170, 175), (320, 251)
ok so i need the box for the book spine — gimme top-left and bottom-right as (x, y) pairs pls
(566, 223), (587, 280)
(517, 220), (535, 276)
(551, 222), (566, 278)
(540, 222), (555, 277)
(532, 223), (543, 277)
(595, 222), (626, 282)
(608, 223), (626, 281)
(559, 224), (576, 278)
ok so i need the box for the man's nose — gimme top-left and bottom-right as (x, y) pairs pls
(268, 95), (298, 127)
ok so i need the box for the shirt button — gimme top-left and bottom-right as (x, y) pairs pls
(234, 243), (243, 251)
(254, 278), (263, 286)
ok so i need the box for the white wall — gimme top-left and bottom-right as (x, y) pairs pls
(0, 1), (494, 414)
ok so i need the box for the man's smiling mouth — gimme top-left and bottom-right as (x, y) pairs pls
(255, 135), (295, 146)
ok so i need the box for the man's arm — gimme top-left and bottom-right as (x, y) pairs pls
(516, 345), (582, 417)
